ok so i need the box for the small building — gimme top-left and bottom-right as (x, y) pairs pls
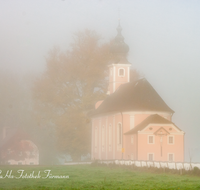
(0, 128), (39, 165)
(90, 24), (184, 162)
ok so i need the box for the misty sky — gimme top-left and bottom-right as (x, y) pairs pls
(1, 0), (200, 161)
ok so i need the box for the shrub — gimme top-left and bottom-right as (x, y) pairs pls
(91, 159), (100, 167)
(193, 166), (200, 175)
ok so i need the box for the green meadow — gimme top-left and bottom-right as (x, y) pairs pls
(0, 164), (200, 190)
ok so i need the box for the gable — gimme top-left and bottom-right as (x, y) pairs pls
(154, 127), (170, 135)
(141, 123), (182, 134)
(124, 114), (182, 135)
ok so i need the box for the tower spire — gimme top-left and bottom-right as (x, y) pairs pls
(110, 19), (129, 63)
(107, 18), (131, 94)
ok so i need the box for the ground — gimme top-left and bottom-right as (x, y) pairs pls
(0, 164), (200, 189)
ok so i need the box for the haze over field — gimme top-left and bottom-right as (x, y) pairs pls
(0, 0), (200, 161)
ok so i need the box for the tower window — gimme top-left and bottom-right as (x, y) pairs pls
(118, 68), (125, 77)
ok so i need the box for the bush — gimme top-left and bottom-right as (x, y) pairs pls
(90, 159), (100, 167)
(193, 166), (200, 175)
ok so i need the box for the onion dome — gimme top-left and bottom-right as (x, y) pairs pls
(110, 23), (129, 55)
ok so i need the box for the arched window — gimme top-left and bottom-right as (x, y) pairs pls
(109, 124), (112, 151)
(102, 125), (105, 152)
(118, 123), (122, 145)
(118, 68), (125, 77)
(95, 127), (98, 152)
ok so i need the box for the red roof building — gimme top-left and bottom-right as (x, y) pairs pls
(0, 128), (39, 165)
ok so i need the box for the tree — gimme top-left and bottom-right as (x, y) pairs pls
(33, 30), (112, 161)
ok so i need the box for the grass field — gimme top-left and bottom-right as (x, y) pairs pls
(0, 164), (200, 190)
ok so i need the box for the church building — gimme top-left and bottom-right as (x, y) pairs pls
(90, 23), (185, 162)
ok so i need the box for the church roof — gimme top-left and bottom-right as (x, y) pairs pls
(90, 78), (174, 117)
(124, 114), (180, 135)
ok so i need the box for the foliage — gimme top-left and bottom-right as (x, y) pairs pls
(2, 140), (36, 162)
(33, 30), (112, 161)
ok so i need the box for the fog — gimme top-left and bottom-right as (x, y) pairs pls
(0, 0), (200, 162)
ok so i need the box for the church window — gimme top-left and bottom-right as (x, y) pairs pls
(148, 153), (154, 161)
(148, 135), (154, 144)
(95, 127), (98, 152)
(168, 136), (174, 144)
(168, 153), (174, 162)
(102, 125), (105, 152)
(118, 68), (125, 77)
(118, 123), (122, 145)
(109, 124), (112, 151)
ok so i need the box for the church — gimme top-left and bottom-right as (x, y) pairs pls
(90, 23), (185, 162)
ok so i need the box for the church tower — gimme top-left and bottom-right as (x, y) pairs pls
(107, 23), (131, 94)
